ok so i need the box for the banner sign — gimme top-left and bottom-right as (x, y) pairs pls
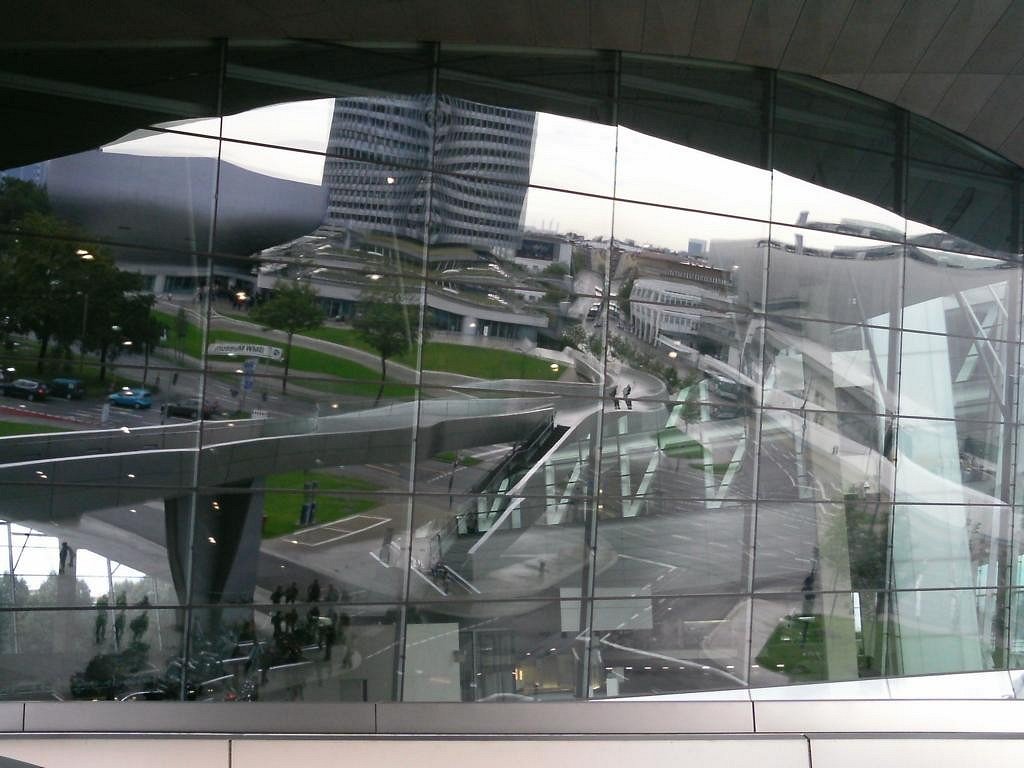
(207, 342), (283, 361)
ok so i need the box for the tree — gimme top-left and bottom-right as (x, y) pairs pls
(618, 276), (635, 319)
(0, 177), (50, 231)
(78, 265), (145, 382)
(352, 298), (417, 405)
(250, 282), (325, 394)
(116, 294), (163, 386)
(6, 213), (121, 372)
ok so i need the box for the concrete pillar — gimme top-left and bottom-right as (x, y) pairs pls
(164, 478), (265, 631)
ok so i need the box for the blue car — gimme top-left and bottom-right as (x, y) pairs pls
(108, 387), (152, 410)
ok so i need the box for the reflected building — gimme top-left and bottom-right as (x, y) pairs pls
(323, 95), (535, 255)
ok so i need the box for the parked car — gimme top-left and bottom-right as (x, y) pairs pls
(108, 387), (152, 409)
(162, 398), (217, 420)
(2, 378), (48, 401)
(49, 377), (85, 399)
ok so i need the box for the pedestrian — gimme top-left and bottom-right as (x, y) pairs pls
(94, 595), (109, 644)
(113, 610), (126, 648)
(284, 581), (298, 604)
(307, 606), (321, 642)
(307, 578), (321, 603)
(609, 384), (619, 410)
(58, 542), (72, 574)
(271, 610), (283, 638)
(622, 384), (632, 410)
(322, 621), (336, 661)
(270, 585), (284, 604)
(129, 611), (149, 644)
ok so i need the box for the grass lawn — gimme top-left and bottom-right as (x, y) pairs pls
(755, 614), (833, 681)
(262, 470), (383, 539)
(308, 326), (561, 380)
(154, 310), (560, 388)
(0, 421), (68, 437)
(417, 342), (561, 380)
(659, 430), (705, 459)
(152, 311), (415, 399)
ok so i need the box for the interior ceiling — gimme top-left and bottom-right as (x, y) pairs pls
(2, 0), (1024, 173)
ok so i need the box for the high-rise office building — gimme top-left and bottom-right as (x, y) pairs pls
(323, 94), (535, 254)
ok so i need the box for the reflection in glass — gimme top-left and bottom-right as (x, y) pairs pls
(751, 589), (1003, 688)
(765, 226), (903, 327)
(4, 42), (1024, 705)
(590, 595), (749, 698)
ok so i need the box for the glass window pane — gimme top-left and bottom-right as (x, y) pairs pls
(590, 594), (750, 698)
(761, 317), (900, 417)
(895, 416), (1012, 504)
(0, 42), (222, 172)
(774, 73), (898, 219)
(619, 54), (765, 170)
(615, 126), (770, 220)
(757, 406), (893, 504)
(907, 117), (1018, 257)
(595, 496), (753, 597)
(903, 247), (1021, 343)
(766, 227), (903, 327)
(403, 600), (580, 701)
(897, 331), (1013, 424)
(438, 46), (615, 126)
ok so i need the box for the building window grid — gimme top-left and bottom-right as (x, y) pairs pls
(6, 43), (1024, 702)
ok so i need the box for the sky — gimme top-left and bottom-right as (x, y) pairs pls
(102, 96), (941, 252)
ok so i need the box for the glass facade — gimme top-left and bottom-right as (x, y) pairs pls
(1, 41), (1024, 704)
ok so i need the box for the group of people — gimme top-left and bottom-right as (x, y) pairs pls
(608, 383), (633, 410)
(268, 579), (349, 662)
(94, 592), (151, 649)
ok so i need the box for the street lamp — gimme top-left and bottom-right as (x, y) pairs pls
(78, 292), (89, 376)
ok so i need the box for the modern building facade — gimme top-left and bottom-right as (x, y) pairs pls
(323, 94), (535, 254)
(4, 5), (1024, 765)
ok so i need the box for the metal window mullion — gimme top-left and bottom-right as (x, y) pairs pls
(180, 37), (228, 701)
(578, 49), (621, 700)
(395, 42), (441, 703)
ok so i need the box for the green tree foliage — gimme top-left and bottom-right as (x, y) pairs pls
(352, 293), (419, 405)
(6, 213), (139, 372)
(618, 275), (635, 319)
(0, 182), (150, 376)
(251, 281), (325, 394)
(78, 270), (148, 381)
(0, 177), (49, 230)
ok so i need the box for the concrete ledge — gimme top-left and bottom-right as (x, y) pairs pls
(22, 702), (374, 734)
(376, 701), (755, 734)
(754, 699), (1024, 733)
(0, 705), (23, 733)
(12, 700), (1024, 737)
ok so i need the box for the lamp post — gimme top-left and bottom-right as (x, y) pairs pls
(78, 292), (88, 376)
(76, 250), (93, 377)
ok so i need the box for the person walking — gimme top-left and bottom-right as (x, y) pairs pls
(622, 384), (632, 410)
(284, 581), (298, 604)
(609, 384), (620, 410)
(94, 595), (109, 644)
